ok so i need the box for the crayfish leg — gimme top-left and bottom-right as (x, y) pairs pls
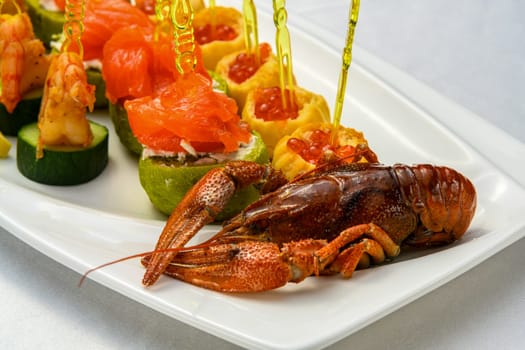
(327, 239), (385, 278)
(315, 223), (401, 272)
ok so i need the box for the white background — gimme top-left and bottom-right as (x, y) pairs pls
(1, 1), (524, 349)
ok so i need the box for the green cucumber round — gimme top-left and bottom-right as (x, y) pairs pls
(0, 89), (42, 136)
(208, 70), (229, 95)
(138, 133), (269, 220)
(109, 102), (143, 155)
(17, 121), (109, 185)
(25, 0), (65, 47)
(87, 68), (108, 109)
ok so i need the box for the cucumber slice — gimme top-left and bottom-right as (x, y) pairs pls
(208, 70), (229, 95)
(109, 102), (143, 155)
(25, 0), (65, 47)
(17, 121), (109, 185)
(87, 68), (108, 109)
(139, 133), (269, 220)
(0, 89), (42, 136)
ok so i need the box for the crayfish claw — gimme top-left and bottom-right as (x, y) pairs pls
(142, 168), (237, 286)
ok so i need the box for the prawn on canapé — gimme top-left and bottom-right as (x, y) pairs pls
(36, 51), (96, 158)
(35, 0), (96, 156)
(0, 9), (50, 113)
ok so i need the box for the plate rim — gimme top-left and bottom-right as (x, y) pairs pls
(1, 2), (525, 350)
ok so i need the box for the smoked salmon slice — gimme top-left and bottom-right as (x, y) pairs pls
(81, 0), (154, 61)
(102, 25), (209, 104)
(125, 73), (250, 154)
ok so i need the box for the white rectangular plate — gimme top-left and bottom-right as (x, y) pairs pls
(1, 3), (524, 350)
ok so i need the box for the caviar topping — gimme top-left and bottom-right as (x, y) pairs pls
(287, 128), (359, 165)
(194, 24), (237, 45)
(228, 43), (272, 83)
(254, 87), (298, 121)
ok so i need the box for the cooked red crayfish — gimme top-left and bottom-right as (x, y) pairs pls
(140, 161), (477, 292)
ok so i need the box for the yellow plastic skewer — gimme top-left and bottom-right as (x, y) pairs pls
(243, 0), (260, 64)
(209, 0), (216, 33)
(155, 0), (170, 22)
(154, 0), (170, 41)
(272, 0), (295, 111)
(170, 0), (196, 75)
(332, 0), (360, 134)
(61, 0), (87, 58)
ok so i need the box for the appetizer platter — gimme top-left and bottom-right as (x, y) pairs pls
(1, 0), (525, 349)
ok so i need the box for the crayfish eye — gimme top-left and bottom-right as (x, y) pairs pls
(253, 219), (270, 232)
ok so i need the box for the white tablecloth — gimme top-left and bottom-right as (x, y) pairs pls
(1, 1), (524, 349)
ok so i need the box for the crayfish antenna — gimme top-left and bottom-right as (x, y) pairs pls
(78, 251), (153, 287)
(78, 247), (185, 288)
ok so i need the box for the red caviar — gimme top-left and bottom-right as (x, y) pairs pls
(254, 87), (299, 121)
(287, 129), (357, 164)
(194, 24), (237, 45)
(228, 43), (272, 83)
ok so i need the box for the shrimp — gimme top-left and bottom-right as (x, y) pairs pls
(37, 51), (95, 158)
(0, 11), (50, 113)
